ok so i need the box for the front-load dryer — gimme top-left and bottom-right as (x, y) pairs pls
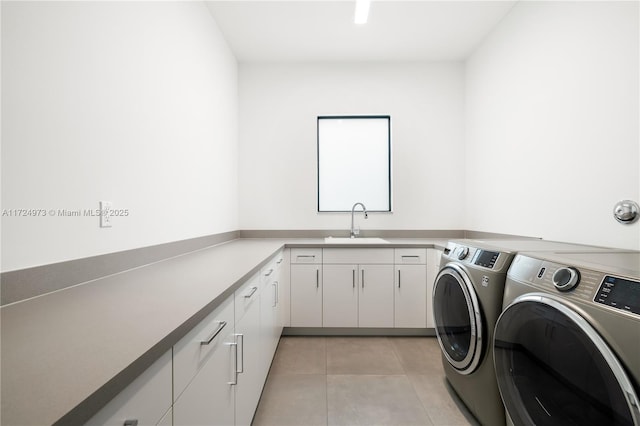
(494, 251), (640, 426)
(433, 241), (516, 426)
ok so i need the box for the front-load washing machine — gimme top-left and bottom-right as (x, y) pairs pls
(494, 251), (640, 426)
(433, 241), (517, 426)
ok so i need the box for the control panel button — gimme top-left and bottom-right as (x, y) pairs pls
(552, 267), (580, 291)
(456, 246), (469, 260)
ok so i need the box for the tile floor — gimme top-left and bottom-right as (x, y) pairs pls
(252, 336), (480, 426)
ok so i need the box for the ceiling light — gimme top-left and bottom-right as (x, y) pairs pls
(354, 0), (371, 25)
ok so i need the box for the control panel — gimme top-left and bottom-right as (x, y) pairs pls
(442, 242), (510, 272)
(595, 275), (640, 316)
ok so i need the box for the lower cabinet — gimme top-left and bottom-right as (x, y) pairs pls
(394, 264), (427, 328)
(290, 263), (323, 327)
(85, 350), (173, 426)
(322, 264), (359, 327)
(320, 249), (395, 328)
(394, 248), (428, 328)
(358, 264), (394, 327)
(234, 275), (264, 426)
(89, 253), (288, 426)
(322, 263), (395, 328)
(172, 296), (236, 426)
(292, 247), (437, 330)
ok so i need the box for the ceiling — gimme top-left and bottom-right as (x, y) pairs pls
(205, 1), (518, 63)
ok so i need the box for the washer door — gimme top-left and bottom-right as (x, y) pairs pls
(494, 294), (640, 426)
(433, 263), (483, 375)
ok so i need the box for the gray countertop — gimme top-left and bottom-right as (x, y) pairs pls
(1, 237), (446, 425)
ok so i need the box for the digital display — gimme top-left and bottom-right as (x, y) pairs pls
(474, 250), (499, 269)
(595, 275), (640, 316)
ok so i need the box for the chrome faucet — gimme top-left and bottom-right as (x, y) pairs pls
(350, 202), (368, 238)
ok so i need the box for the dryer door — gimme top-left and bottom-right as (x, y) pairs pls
(494, 294), (640, 426)
(433, 263), (483, 375)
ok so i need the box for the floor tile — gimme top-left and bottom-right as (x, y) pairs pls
(253, 336), (476, 426)
(408, 374), (478, 426)
(252, 374), (327, 426)
(327, 374), (433, 426)
(269, 336), (326, 375)
(390, 337), (443, 375)
(326, 337), (404, 375)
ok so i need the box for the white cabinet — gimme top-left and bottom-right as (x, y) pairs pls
(290, 249), (323, 327)
(322, 249), (395, 328)
(86, 248), (291, 426)
(234, 275), (264, 426)
(358, 264), (395, 327)
(85, 351), (172, 426)
(172, 296), (235, 426)
(426, 248), (443, 328)
(394, 249), (427, 328)
(322, 264), (358, 327)
(276, 249), (291, 327)
(259, 253), (284, 377)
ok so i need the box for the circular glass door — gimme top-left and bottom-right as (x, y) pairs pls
(494, 294), (640, 426)
(433, 264), (483, 374)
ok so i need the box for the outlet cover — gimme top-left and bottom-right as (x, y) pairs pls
(100, 201), (113, 228)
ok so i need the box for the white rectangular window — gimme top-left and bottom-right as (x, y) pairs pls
(317, 116), (391, 212)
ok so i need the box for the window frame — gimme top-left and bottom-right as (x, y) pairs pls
(316, 115), (392, 213)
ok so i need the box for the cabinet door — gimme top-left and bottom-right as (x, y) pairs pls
(323, 264), (358, 327)
(260, 264), (280, 376)
(235, 289), (263, 426)
(394, 265), (427, 328)
(290, 264), (322, 327)
(275, 250), (291, 327)
(358, 265), (394, 328)
(173, 296), (234, 401)
(172, 329), (236, 426)
(85, 351), (172, 426)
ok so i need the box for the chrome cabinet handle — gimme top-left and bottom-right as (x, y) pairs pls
(201, 321), (227, 345)
(316, 269), (319, 288)
(264, 268), (274, 277)
(277, 258), (284, 264)
(398, 270), (401, 288)
(235, 334), (244, 373)
(227, 341), (238, 385)
(401, 255), (420, 259)
(272, 282), (278, 307)
(244, 286), (258, 298)
(352, 269), (355, 288)
(124, 421), (138, 426)
(362, 269), (365, 288)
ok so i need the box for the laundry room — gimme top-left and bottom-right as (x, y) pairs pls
(1, 1), (639, 425)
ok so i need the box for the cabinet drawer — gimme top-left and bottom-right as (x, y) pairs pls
(235, 274), (261, 323)
(395, 249), (427, 264)
(323, 248), (394, 264)
(260, 252), (281, 287)
(173, 295), (234, 401)
(85, 350), (172, 426)
(290, 248), (322, 264)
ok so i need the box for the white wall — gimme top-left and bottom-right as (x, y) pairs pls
(465, 1), (639, 250)
(1, 2), (239, 271)
(238, 63), (465, 231)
